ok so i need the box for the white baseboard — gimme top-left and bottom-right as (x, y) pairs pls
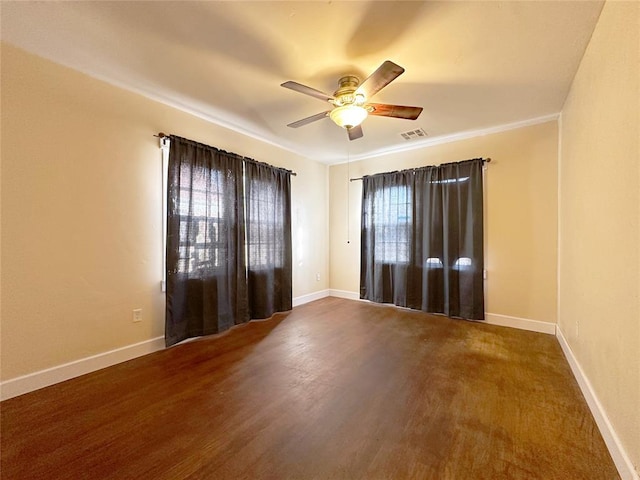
(328, 289), (361, 301)
(556, 327), (639, 480)
(484, 312), (556, 335)
(0, 336), (165, 401)
(292, 289), (330, 307)
(326, 291), (557, 335)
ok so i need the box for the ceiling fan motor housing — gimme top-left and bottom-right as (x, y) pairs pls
(333, 76), (366, 107)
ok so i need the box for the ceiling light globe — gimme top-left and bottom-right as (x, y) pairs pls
(329, 105), (368, 129)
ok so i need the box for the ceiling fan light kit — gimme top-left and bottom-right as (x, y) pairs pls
(329, 105), (368, 129)
(281, 60), (423, 141)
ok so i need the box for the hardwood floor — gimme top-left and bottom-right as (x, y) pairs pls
(1, 298), (618, 479)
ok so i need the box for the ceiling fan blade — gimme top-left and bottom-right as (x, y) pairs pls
(355, 60), (405, 100)
(286, 111), (330, 128)
(347, 125), (364, 141)
(281, 81), (335, 102)
(367, 103), (423, 120)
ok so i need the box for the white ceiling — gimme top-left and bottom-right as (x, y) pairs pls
(1, 1), (603, 164)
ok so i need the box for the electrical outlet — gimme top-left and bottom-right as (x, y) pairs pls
(316, 273), (320, 282)
(133, 309), (142, 323)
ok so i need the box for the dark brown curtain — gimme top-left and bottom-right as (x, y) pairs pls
(165, 136), (249, 347)
(360, 158), (484, 320)
(245, 162), (292, 318)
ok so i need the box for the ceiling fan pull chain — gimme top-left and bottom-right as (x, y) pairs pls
(347, 142), (351, 244)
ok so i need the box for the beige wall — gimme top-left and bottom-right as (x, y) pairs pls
(559, 0), (639, 471)
(0, 44), (329, 381)
(329, 121), (559, 324)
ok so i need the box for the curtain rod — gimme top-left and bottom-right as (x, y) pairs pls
(349, 157), (491, 182)
(154, 133), (297, 176)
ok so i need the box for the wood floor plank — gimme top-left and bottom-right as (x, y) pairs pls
(1, 298), (619, 479)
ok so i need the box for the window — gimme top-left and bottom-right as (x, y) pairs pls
(176, 175), (226, 273)
(171, 165), (233, 276)
(453, 257), (472, 270)
(372, 184), (412, 263)
(425, 257), (443, 268)
(164, 158), (289, 279)
(246, 176), (285, 269)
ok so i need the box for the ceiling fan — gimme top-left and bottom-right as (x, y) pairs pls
(281, 60), (423, 141)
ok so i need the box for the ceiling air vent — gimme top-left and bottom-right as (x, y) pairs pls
(400, 128), (428, 141)
(400, 128), (427, 140)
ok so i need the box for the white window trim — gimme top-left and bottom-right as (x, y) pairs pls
(161, 137), (170, 292)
